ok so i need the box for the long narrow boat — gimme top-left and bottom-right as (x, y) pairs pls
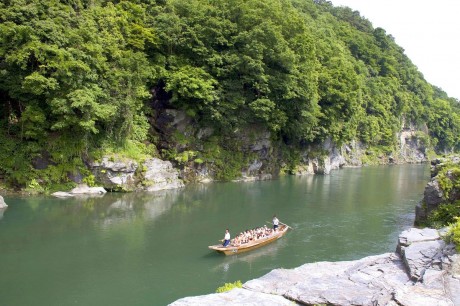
(208, 224), (289, 255)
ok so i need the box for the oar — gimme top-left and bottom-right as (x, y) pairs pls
(266, 220), (294, 230)
(280, 221), (294, 230)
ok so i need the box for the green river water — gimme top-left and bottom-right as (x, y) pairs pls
(0, 164), (429, 305)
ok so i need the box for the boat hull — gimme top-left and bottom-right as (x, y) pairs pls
(208, 224), (288, 255)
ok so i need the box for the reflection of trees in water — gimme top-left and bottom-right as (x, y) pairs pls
(96, 189), (184, 228)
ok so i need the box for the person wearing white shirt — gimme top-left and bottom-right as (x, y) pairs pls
(272, 215), (279, 231)
(222, 229), (231, 247)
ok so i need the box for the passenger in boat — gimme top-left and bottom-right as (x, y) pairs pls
(272, 215), (279, 231)
(231, 236), (240, 246)
(223, 229), (231, 247)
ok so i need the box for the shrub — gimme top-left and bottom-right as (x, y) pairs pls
(449, 217), (460, 251)
(215, 280), (242, 293)
(428, 201), (460, 227)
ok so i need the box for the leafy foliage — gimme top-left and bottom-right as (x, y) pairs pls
(1, 0), (460, 187)
(449, 217), (460, 251)
(215, 280), (243, 293)
(426, 163), (460, 228)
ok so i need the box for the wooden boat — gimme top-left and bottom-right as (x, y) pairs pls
(208, 224), (289, 256)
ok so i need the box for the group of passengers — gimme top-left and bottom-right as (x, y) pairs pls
(221, 215), (281, 247)
(230, 225), (275, 246)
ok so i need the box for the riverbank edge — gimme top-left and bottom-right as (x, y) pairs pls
(170, 227), (459, 306)
(170, 159), (460, 306)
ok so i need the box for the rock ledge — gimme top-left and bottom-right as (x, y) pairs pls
(170, 228), (459, 306)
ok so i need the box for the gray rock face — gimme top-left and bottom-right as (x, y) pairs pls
(170, 288), (294, 306)
(170, 228), (459, 306)
(89, 156), (183, 192)
(142, 158), (184, 191)
(415, 157), (460, 224)
(244, 253), (409, 306)
(90, 157), (138, 191)
(398, 228), (440, 247)
(424, 179), (445, 211)
(398, 130), (427, 164)
(402, 239), (446, 280)
(0, 195), (7, 209)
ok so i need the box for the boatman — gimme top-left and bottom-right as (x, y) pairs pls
(272, 215), (279, 231)
(222, 229), (231, 247)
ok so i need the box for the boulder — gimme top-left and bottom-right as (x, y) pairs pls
(0, 195), (7, 209)
(422, 179), (445, 214)
(90, 157), (138, 191)
(142, 158), (184, 192)
(70, 184), (107, 195)
(51, 191), (74, 198)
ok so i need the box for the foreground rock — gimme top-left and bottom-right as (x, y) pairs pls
(170, 288), (294, 306)
(0, 195), (7, 209)
(170, 228), (459, 306)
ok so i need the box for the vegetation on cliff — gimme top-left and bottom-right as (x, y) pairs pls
(1, 0), (460, 189)
(424, 160), (460, 250)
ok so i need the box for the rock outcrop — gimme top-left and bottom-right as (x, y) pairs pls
(415, 156), (460, 224)
(151, 103), (428, 184)
(0, 195), (7, 209)
(170, 228), (459, 306)
(142, 158), (184, 191)
(51, 184), (107, 198)
(87, 156), (183, 192)
(90, 157), (139, 191)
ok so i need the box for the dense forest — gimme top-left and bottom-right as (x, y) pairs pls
(1, 0), (460, 190)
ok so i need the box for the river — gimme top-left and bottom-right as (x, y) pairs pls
(0, 164), (429, 305)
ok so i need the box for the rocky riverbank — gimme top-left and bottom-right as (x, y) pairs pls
(415, 156), (460, 225)
(171, 157), (460, 305)
(171, 227), (459, 306)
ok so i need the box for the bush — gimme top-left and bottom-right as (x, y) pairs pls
(428, 201), (460, 227)
(215, 280), (242, 293)
(449, 217), (460, 251)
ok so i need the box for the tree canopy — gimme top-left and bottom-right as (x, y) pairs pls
(1, 0), (459, 187)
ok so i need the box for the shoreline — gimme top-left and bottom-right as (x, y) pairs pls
(0, 161), (429, 198)
(170, 227), (459, 306)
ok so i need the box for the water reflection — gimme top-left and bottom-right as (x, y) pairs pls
(99, 189), (183, 228)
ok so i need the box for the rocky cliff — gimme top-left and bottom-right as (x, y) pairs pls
(88, 156), (184, 192)
(415, 156), (460, 225)
(170, 228), (459, 306)
(151, 108), (428, 185)
(50, 105), (428, 194)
